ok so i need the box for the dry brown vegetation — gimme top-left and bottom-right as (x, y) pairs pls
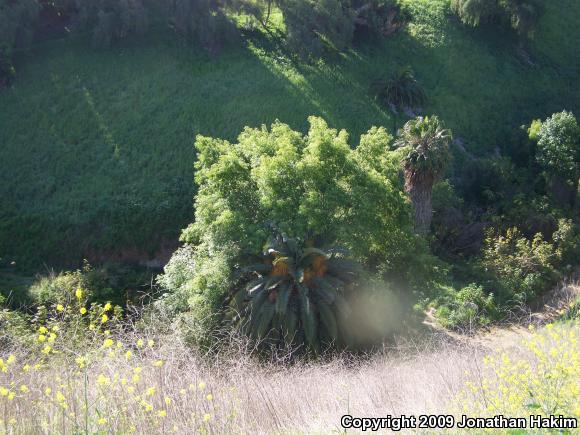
(1, 283), (578, 434)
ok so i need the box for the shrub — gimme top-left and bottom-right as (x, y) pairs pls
(66, 0), (149, 48)
(279, 0), (355, 58)
(450, 0), (499, 27)
(279, 0), (403, 58)
(451, 0), (542, 39)
(500, 0), (543, 38)
(27, 262), (137, 308)
(163, 117), (423, 349)
(552, 218), (579, 268)
(435, 283), (496, 330)
(169, 0), (238, 54)
(532, 111), (579, 208)
(480, 226), (561, 305)
(534, 111), (580, 182)
(0, 295), (33, 349)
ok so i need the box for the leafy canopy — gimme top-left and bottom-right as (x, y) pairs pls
(451, 0), (542, 38)
(534, 111), (579, 182)
(175, 117), (418, 345)
(184, 116), (413, 268)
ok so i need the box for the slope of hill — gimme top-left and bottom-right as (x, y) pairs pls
(1, 0), (579, 269)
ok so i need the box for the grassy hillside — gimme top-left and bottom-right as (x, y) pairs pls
(1, 0), (579, 269)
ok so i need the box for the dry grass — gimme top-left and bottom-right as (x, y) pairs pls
(1, 282), (578, 434)
(1, 329), (491, 434)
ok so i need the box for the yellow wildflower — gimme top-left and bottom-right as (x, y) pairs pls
(96, 374), (110, 386)
(104, 302), (112, 311)
(80, 307), (87, 315)
(75, 287), (83, 299)
(103, 338), (114, 348)
(75, 356), (87, 369)
(157, 410), (167, 418)
(101, 314), (109, 323)
(56, 304), (65, 312)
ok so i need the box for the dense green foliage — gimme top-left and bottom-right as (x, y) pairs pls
(279, 0), (354, 58)
(279, 0), (402, 58)
(451, 0), (543, 38)
(158, 117), (426, 347)
(433, 219), (578, 329)
(450, 0), (498, 27)
(536, 112), (580, 178)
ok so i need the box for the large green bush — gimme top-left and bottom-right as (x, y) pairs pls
(279, 0), (402, 58)
(168, 0), (238, 53)
(58, 0), (150, 47)
(479, 220), (576, 306)
(162, 117), (424, 348)
(532, 111), (579, 208)
(451, 0), (543, 39)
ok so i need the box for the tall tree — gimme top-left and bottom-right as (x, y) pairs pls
(396, 116), (452, 235)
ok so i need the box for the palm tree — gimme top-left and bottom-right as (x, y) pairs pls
(228, 229), (361, 352)
(395, 116), (452, 234)
(372, 66), (426, 114)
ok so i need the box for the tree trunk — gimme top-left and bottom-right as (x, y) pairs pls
(405, 174), (434, 235)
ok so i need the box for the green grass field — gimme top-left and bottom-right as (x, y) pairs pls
(1, 0), (579, 270)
